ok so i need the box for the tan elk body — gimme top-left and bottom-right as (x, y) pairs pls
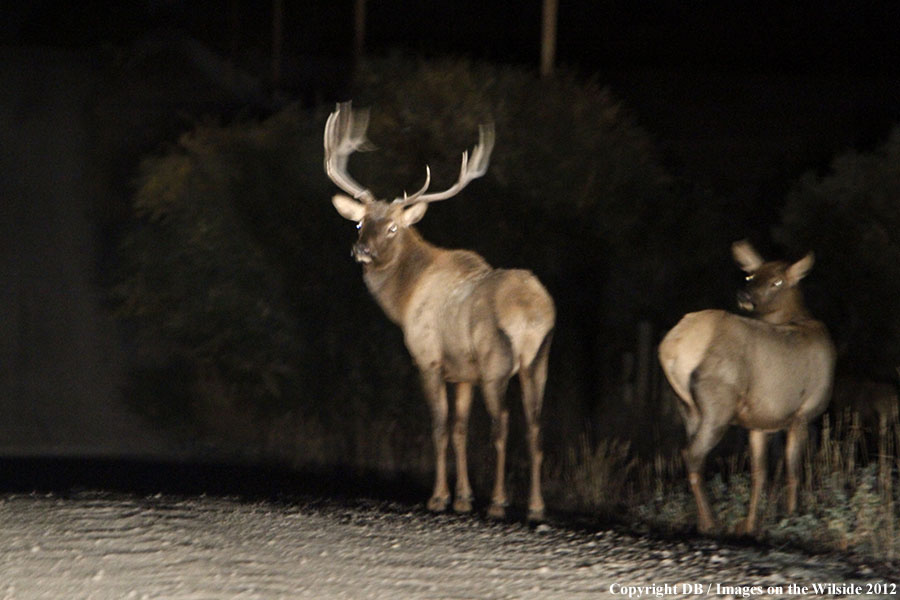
(658, 241), (835, 533)
(325, 103), (555, 520)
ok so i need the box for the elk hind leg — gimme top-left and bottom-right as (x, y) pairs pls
(677, 399), (701, 440)
(422, 369), (450, 512)
(452, 382), (474, 513)
(519, 336), (551, 521)
(482, 377), (510, 519)
(683, 381), (732, 533)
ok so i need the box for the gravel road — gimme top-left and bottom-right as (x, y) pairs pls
(1, 487), (896, 600)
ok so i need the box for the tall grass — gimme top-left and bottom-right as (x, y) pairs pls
(550, 435), (636, 516)
(179, 373), (899, 561)
(785, 409), (898, 557)
(551, 408), (900, 560)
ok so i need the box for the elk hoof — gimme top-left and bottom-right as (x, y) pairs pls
(733, 518), (758, 537)
(487, 502), (507, 520)
(453, 496), (473, 514)
(427, 495), (449, 513)
(696, 518), (717, 535)
(527, 508), (546, 523)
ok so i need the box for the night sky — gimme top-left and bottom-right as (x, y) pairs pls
(6, 0), (900, 194)
(6, 1), (900, 74)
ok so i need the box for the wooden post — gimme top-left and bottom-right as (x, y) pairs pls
(271, 0), (284, 89)
(229, 0), (240, 66)
(540, 0), (558, 77)
(353, 0), (367, 66)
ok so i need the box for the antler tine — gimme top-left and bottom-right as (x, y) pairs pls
(396, 122), (495, 206)
(400, 166), (431, 203)
(324, 102), (376, 203)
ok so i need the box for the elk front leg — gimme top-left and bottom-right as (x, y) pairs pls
(452, 382), (474, 513)
(482, 378), (510, 519)
(422, 369), (450, 512)
(785, 421), (808, 515)
(737, 429), (768, 535)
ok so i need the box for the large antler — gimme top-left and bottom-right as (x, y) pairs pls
(324, 101), (495, 206)
(397, 123), (495, 206)
(324, 102), (376, 203)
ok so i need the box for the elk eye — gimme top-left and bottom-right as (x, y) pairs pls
(773, 279), (784, 287)
(356, 221), (362, 230)
(387, 223), (398, 236)
(745, 274), (755, 281)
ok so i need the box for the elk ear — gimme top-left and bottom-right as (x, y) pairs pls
(332, 194), (367, 222)
(786, 251), (814, 286)
(401, 202), (428, 226)
(732, 240), (764, 273)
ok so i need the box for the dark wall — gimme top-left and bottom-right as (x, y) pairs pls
(0, 48), (171, 456)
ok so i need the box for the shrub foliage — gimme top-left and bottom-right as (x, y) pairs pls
(116, 57), (678, 457)
(778, 126), (900, 378)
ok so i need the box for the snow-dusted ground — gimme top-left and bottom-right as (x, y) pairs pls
(1, 489), (895, 600)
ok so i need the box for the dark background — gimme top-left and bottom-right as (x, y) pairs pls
(8, 2), (900, 72)
(2, 1), (900, 470)
(8, 1), (900, 225)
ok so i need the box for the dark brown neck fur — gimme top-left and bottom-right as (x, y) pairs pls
(757, 288), (812, 326)
(362, 227), (437, 324)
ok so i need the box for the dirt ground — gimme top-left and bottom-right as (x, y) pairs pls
(1, 487), (895, 600)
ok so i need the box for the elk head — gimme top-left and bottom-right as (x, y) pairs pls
(732, 240), (814, 323)
(325, 102), (495, 266)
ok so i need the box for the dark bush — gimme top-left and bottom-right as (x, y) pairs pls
(777, 126), (900, 379)
(116, 56), (684, 468)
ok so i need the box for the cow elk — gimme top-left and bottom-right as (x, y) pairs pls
(324, 103), (555, 521)
(658, 241), (835, 534)
(832, 376), (899, 441)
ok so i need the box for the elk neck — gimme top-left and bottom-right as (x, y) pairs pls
(755, 287), (813, 326)
(362, 226), (438, 324)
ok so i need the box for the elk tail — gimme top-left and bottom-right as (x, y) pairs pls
(657, 310), (722, 411)
(495, 271), (556, 371)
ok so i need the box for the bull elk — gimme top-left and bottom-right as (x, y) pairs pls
(324, 103), (555, 521)
(658, 241), (835, 534)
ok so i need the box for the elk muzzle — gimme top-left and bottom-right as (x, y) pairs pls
(352, 241), (375, 263)
(736, 290), (754, 312)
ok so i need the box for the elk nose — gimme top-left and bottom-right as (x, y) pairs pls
(352, 242), (375, 263)
(736, 290), (754, 312)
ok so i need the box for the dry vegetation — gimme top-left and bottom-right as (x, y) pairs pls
(554, 407), (900, 560)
